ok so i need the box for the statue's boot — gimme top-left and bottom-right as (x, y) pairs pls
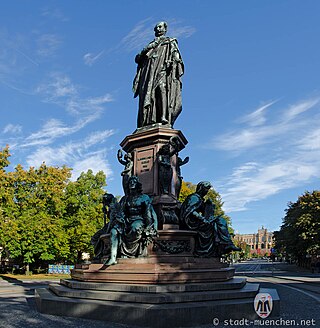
(104, 255), (117, 266)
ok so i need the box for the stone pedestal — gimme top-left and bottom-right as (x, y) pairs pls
(120, 126), (188, 228)
(71, 230), (234, 284)
(35, 230), (280, 327)
(36, 276), (280, 328)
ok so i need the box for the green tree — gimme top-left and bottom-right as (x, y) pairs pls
(64, 169), (106, 262)
(0, 147), (109, 271)
(275, 190), (320, 262)
(0, 156), (72, 273)
(0, 145), (10, 169)
(0, 146), (14, 263)
(0, 147), (70, 271)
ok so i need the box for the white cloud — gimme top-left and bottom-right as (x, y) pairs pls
(120, 18), (154, 53)
(21, 117), (97, 148)
(85, 130), (115, 147)
(83, 51), (105, 66)
(210, 95), (320, 213)
(282, 98), (319, 121)
(238, 101), (276, 127)
(36, 74), (78, 100)
(221, 157), (319, 212)
(208, 97), (320, 153)
(296, 128), (320, 150)
(25, 130), (115, 180)
(3, 123), (22, 134)
(0, 29), (39, 85)
(37, 34), (62, 57)
(41, 7), (68, 22)
(71, 152), (112, 181)
(36, 73), (113, 115)
(166, 19), (196, 39)
(120, 19), (196, 53)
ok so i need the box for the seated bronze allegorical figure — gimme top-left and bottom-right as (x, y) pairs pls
(91, 193), (119, 263)
(100, 176), (158, 265)
(180, 181), (241, 257)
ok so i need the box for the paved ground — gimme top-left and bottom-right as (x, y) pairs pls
(0, 261), (319, 328)
(0, 278), (131, 328)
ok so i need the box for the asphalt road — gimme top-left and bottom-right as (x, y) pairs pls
(0, 260), (319, 328)
(232, 260), (320, 327)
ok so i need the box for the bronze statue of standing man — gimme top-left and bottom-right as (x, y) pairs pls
(133, 22), (184, 128)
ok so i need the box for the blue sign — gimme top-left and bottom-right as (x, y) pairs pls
(48, 264), (74, 274)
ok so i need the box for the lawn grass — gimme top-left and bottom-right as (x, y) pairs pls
(0, 273), (70, 280)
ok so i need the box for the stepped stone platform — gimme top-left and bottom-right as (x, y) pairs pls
(36, 277), (279, 327)
(35, 230), (280, 327)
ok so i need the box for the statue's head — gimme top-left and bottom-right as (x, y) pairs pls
(124, 152), (132, 161)
(159, 143), (170, 154)
(128, 176), (142, 193)
(196, 181), (212, 197)
(154, 21), (167, 37)
(102, 193), (115, 206)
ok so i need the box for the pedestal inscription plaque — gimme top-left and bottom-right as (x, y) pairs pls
(135, 147), (155, 194)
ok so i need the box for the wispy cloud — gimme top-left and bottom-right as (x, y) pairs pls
(26, 130), (115, 180)
(120, 18), (196, 52)
(208, 97), (320, 152)
(210, 96), (320, 212)
(20, 117), (98, 148)
(36, 74), (77, 100)
(13, 47), (39, 66)
(296, 128), (320, 151)
(238, 100), (276, 127)
(83, 51), (105, 66)
(36, 34), (62, 58)
(167, 18), (196, 39)
(12, 74), (113, 148)
(83, 18), (196, 66)
(119, 18), (155, 53)
(282, 98), (319, 121)
(41, 7), (68, 22)
(0, 28), (47, 96)
(0, 29), (39, 83)
(220, 156), (319, 212)
(71, 152), (113, 181)
(2, 124), (22, 134)
(36, 73), (113, 115)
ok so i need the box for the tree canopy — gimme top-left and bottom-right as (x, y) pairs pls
(0, 147), (107, 270)
(274, 190), (320, 260)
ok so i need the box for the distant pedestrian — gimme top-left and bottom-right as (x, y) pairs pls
(311, 261), (315, 274)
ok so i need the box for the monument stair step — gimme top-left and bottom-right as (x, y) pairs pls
(49, 282), (259, 304)
(60, 277), (247, 293)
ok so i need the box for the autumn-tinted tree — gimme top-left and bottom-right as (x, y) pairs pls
(0, 147), (109, 271)
(0, 155), (72, 273)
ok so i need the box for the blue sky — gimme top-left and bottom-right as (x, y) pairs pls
(1, 1), (320, 234)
